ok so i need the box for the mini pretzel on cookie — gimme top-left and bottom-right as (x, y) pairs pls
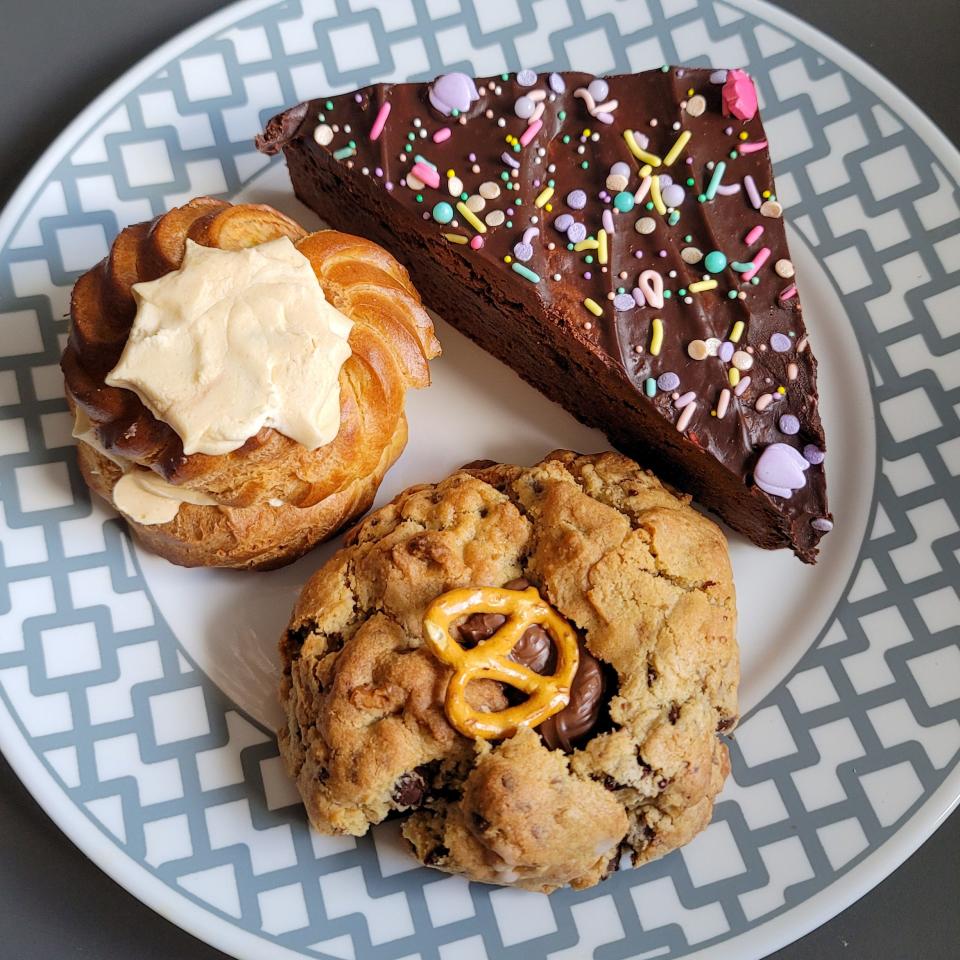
(423, 586), (579, 739)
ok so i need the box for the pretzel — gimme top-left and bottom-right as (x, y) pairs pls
(423, 585), (580, 740)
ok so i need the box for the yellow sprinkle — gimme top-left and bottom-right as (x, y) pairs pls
(446, 169), (455, 178)
(650, 176), (667, 215)
(730, 320), (745, 343)
(739, 131), (749, 141)
(663, 130), (692, 166)
(545, 202), (553, 212)
(583, 128), (592, 137)
(624, 130), (661, 167)
(777, 385), (787, 395)
(583, 297), (603, 317)
(762, 189), (772, 198)
(687, 87), (695, 96)
(650, 318), (664, 356)
(443, 233), (469, 244)
(504, 255), (513, 263)
(534, 185), (555, 208)
(688, 279), (718, 293)
(574, 237), (599, 251)
(456, 201), (487, 233)
(639, 163), (653, 178)
(729, 368), (741, 387)
(598, 228), (608, 265)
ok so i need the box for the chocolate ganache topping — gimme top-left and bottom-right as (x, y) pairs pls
(455, 579), (606, 749)
(260, 67), (832, 560)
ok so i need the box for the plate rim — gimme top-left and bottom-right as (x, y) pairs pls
(0, 1), (957, 959)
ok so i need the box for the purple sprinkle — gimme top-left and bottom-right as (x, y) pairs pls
(719, 341), (734, 362)
(675, 391), (697, 408)
(685, 157), (694, 165)
(506, 208), (515, 216)
(583, 271), (592, 280)
(549, 72), (566, 94)
(611, 161), (631, 178)
(533, 179), (542, 189)
(716, 183), (742, 195)
(374, 166), (383, 176)
(803, 444), (825, 465)
(354, 92), (363, 103)
(770, 333), (792, 353)
(513, 241), (534, 262)
(614, 293), (635, 311)
(778, 414), (800, 435)
(658, 249), (668, 258)
(554, 213), (574, 232)
(588, 78), (609, 102)
(658, 174), (673, 187)
(567, 222), (587, 243)
(602, 209), (615, 233)
(657, 372), (680, 392)
(385, 181), (394, 190)
(567, 189), (587, 209)
(632, 287), (646, 306)
(596, 112), (615, 124)
(744, 175), (761, 209)
(468, 152), (477, 163)
(662, 184), (686, 207)
(634, 250), (644, 259)
(710, 69), (729, 84)
(724, 125), (734, 136)
(502, 152), (520, 169)
(517, 69), (537, 87)
(811, 518), (834, 532)
(753, 443), (810, 498)
(598, 190), (610, 202)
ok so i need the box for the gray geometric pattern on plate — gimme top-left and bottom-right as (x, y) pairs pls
(0, 0), (957, 957)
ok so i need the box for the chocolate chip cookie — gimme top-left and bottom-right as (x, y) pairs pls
(279, 450), (739, 892)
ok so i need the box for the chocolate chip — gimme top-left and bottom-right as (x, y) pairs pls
(424, 844), (449, 865)
(472, 813), (491, 832)
(668, 703), (680, 724)
(601, 851), (621, 880)
(509, 623), (553, 674)
(460, 459), (498, 471)
(646, 663), (657, 686)
(539, 642), (606, 751)
(642, 824), (656, 841)
(457, 611), (506, 646)
(717, 715), (738, 732)
(593, 774), (621, 792)
(503, 577), (530, 590)
(392, 771), (427, 807)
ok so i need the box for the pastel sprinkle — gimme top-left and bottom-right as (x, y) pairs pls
(779, 283), (798, 301)
(567, 189), (587, 209)
(719, 341), (735, 362)
(602, 209), (615, 233)
(333, 146), (356, 160)
(704, 160), (726, 200)
(688, 279), (718, 293)
(456, 201), (487, 233)
(739, 139), (768, 154)
(734, 375), (751, 396)
(614, 293), (635, 311)
(624, 130), (661, 167)
(744, 175), (761, 209)
(742, 246), (770, 281)
(744, 224), (765, 245)
(432, 201), (454, 224)
(411, 161), (440, 188)
(520, 119), (542, 146)
(730, 321), (745, 343)
(535, 185), (555, 207)
(614, 190), (635, 212)
(512, 262), (540, 283)
(703, 250), (727, 274)
(584, 297), (603, 317)
(663, 130), (692, 166)
(598, 228), (608, 264)
(779, 414), (800, 435)
(574, 237), (599, 251)
(729, 368), (741, 387)
(645, 378), (657, 397)
(432, 126), (452, 143)
(443, 233), (468, 244)
(369, 101), (391, 140)
(803, 444), (825, 464)
(650, 318), (664, 356)
(676, 402), (697, 432)
(650, 176), (667, 215)
(657, 371), (680, 391)
(731, 260), (754, 273)
(770, 332), (792, 353)
(717, 388), (731, 419)
(675, 391), (697, 409)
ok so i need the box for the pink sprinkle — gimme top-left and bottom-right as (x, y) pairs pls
(369, 101), (391, 141)
(742, 246), (771, 281)
(675, 391), (697, 409)
(432, 126), (452, 143)
(739, 139), (768, 154)
(584, 271), (592, 279)
(374, 167), (383, 177)
(778, 283), (798, 301)
(635, 176), (652, 203)
(410, 162), (440, 189)
(519, 119), (542, 147)
(744, 225), (765, 246)
(602, 209), (614, 233)
(469, 236), (483, 250)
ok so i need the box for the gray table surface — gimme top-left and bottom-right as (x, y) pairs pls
(0, 1), (957, 958)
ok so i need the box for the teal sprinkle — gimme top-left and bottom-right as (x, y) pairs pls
(729, 151), (738, 159)
(318, 113), (326, 122)
(407, 132), (416, 141)
(347, 140), (356, 149)
(645, 201), (655, 210)
(548, 178), (556, 187)
(404, 144), (413, 152)
(664, 290), (672, 299)
(516, 199), (523, 205)
(558, 110), (567, 121)
(501, 172), (510, 181)
(414, 154), (436, 168)
(432, 201), (454, 224)
(667, 210), (680, 226)
(697, 194), (707, 202)
(324, 100), (333, 110)
(678, 288), (687, 297)
(645, 378), (657, 397)
(501, 73), (509, 81)
(451, 108), (460, 117)
(332, 146), (355, 160)
(727, 290), (738, 300)
(512, 262), (540, 283)
(731, 260), (754, 272)
(460, 192), (469, 201)
(415, 194), (423, 203)
(506, 220), (514, 228)
(617, 286), (625, 294)
(660, 65), (670, 72)
(686, 177), (695, 186)
(704, 250), (728, 274)
(684, 234), (693, 243)
(585, 255), (594, 264)
(562, 135), (571, 144)
(613, 191), (635, 213)
(751, 277), (760, 285)
(567, 243), (574, 251)
(581, 161), (589, 169)
(705, 161), (726, 201)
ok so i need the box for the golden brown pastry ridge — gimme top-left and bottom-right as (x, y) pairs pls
(62, 197), (440, 568)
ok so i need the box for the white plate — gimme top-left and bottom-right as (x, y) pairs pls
(0, 2), (957, 959)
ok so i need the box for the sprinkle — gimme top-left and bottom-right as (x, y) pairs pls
(716, 388), (731, 419)
(729, 368), (741, 387)
(812, 518), (834, 532)
(333, 146), (356, 161)
(314, 123), (334, 146)
(716, 183), (742, 195)
(638, 269), (665, 308)
(512, 262), (540, 283)
(686, 95), (707, 117)
(469, 235), (484, 250)
(520, 119), (542, 147)
(432, 201), (454, 224)
(742, 246), (771, 281)
(803, 444), (825, 465)
(688, 279), (718, 293)
(755, 393), (775, 412)
(613, 191), (636, 213)
(719, 341), (735, 362)
(432, 126), (452, 143)
(770, 333), (792, 353)
(737, 139), (768, 155)
(502, 152), (521, 169)
(744, 175), (762, 209)
(567, 189), (587, 209)
(676, 402), (697, 432)
(614, 293), (635, 311)
(775, 258), (795, 278)
(650, 318), (664, 356)
(731, 260), (754, 273)
(657, 371), (680, 391)
(787, 362), (799, 381)
(681, 247), (703, 264)
(731, 350), (754, 371)
(703, 250), (727, 273)
(779, 414), (800, 435)
(485, 210), (506, 227)
(583, 297), (603, 317)
(645, 378), (657, 397)
(688, 340), (709, 360)
(760, 199), (784, 218)
(369, 101), (391, 140)
(650, 176), (667, 215)
(730, 320), (745, 343)
(704, 161), (726, 200)
(443, 233), (468, 244)
(602, 209), (615, 233)
(744, 225), (765, 246)
(779, 283), (798, 301)
(624, 130), (661, 167)
(598, 229), (608, 264)
(574, 237), (599, 251)
(675, 391), (697, 409)
(411, 162), (440, 188)
(456, 201), (487, 233)
(663, 130), (692, 166)
(534, 185), (554, 208)
(635, 216), (656, 235)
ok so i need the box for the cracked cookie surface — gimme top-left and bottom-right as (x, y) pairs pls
(279, 450), (739, 892)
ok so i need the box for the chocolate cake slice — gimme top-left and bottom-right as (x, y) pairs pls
(258, 68), (832, 561)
